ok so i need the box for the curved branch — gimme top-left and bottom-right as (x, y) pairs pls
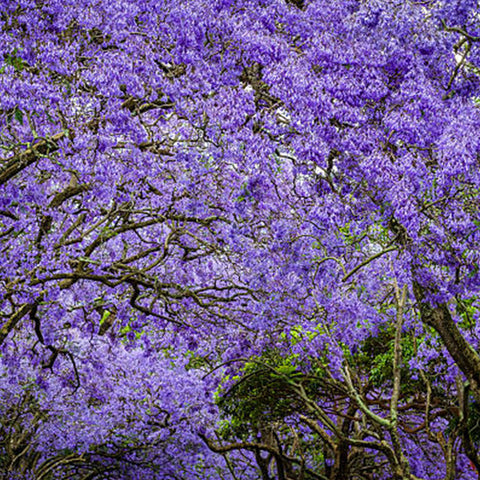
(0, 132), (66, 186)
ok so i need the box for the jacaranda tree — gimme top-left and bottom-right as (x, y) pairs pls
(1, 0), (480, 478)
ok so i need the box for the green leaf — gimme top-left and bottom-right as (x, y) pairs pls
(5, 51), (24, 72)
(100, 310), (111, 326)
(14, 107), (23, 125)
(275, 364), (298, 376)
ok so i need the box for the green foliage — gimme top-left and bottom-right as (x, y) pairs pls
(447, 399), (480, 444)
(3, 50), (25, 72)
(185, 351), (210, 370)
(354, 326), (418, 391)
(216, 352), (316, 441)
(468, 401), (480, 444)
(456, 296), (478, 329)
(99, 310), (111, 327)
(14, 107), (23, 125)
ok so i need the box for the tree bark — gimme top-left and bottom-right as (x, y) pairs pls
(413, 281), (480, 402)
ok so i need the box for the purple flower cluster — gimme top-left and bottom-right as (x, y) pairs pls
(1, 0), (480, 478)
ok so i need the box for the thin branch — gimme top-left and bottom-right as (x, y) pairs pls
(342, 246), (396, 283)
